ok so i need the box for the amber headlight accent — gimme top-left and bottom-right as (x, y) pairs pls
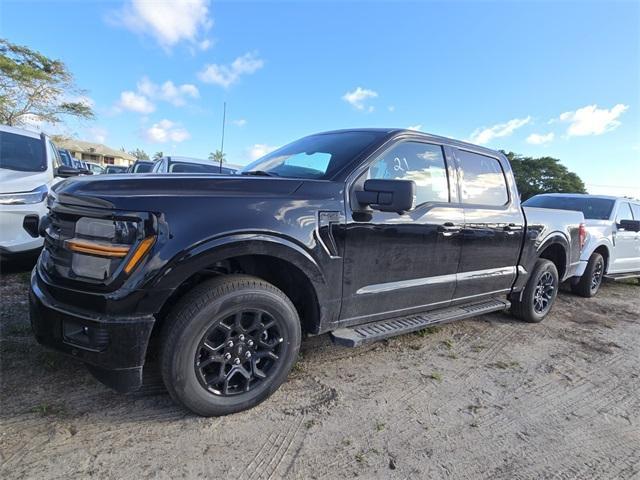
(65, 217), (154, 280)
(66, 238), (130, 257)
(124, 236), (156, 274)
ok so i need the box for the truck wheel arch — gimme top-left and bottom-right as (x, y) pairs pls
(150, 234), (328, 335)
(591, 245), (610, 273)
(536, 235), (569, 280)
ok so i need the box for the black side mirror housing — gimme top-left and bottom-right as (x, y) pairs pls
(618, 219), (640, 232)
(55, 165), (83, 178)
(355, 179), (415, 214)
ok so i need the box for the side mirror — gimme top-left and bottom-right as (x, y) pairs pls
(355, 179), (415, 214)
(55, 165), (82, 178)
(618, 219), (640, 232)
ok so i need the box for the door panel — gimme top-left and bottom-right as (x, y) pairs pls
(340, 140), (462, 323)
(610, 202), (640, 272)
(455, 207), (524, 299)
(453, 148), (524, 301)
(341, 205), (464, 321)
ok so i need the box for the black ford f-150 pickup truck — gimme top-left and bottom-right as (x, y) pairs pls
(30, 129), (585, 416)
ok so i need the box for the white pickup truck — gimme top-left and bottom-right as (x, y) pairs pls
(523, 194), (640, 296)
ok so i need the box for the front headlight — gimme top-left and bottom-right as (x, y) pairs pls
(63, 217), (155, 280)
(0, 184), (48, 205)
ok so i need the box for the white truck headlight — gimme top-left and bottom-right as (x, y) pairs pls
(0, 184), (48, 205)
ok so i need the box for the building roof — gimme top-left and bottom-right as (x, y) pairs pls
(55, 138), (136, 162)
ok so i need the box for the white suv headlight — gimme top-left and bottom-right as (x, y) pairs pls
(0, 184), (48, 205)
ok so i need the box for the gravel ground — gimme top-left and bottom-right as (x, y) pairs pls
(1, 265), (639, 479)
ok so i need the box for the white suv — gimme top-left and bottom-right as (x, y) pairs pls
(0, 125), (79, 257)
(523, 194), (640, 296)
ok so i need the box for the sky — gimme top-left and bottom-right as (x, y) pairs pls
(2, 0), (639, 197)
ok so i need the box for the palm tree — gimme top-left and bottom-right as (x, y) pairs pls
(209, 150), (226, 164)
(153, 151), (163, 160)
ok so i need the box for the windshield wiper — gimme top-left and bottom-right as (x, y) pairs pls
(241, 170), (279, 177)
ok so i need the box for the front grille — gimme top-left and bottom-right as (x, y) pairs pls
(43, 209), (79, 278)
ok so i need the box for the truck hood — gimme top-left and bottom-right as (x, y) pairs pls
(0, 168), (52, 194)
(52, 174), (305, 210)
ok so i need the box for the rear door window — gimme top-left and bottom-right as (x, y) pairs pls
(457, 150), (509, 206)
(631, 203), (640, 220)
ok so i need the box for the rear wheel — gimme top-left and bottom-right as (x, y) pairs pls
(160, 275), (301, 416)
(511, 259), (559, 323)
(571, 252), (604, 298)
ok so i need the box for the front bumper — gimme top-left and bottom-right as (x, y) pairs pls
(0, 201), (46, 253)
(29, 269), (156, 392)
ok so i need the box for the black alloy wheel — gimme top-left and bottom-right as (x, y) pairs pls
(195, 310), (285, 396)
(161, 275), (301, 417)
(571, 252), (605, 298)
(590, 257), (604, 293)
(533, 271), (555, 315)
(511, 258), (559, 323)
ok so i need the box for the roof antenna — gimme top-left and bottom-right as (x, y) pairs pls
(219, 101), (226, 173)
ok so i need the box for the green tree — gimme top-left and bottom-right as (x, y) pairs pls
(502, 151), (587, 201)
(153, 151), (163, 160)
(0, 39), (94, 126)
(209, 150), (226, 164)
(129, 148), (150, 161)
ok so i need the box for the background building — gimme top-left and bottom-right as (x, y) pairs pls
(54, 138), (136, 167)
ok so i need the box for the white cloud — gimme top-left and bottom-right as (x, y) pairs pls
(469, 116), (531, 145)
(248, 144), (277, 161)
(110, 0), (212, 50)
(144, 119), (190, 143)
(407, 124), (422, 131)
(87, 127), (108, 144)
(526, 132), (554, 145)
(198, 39), (213, 51)
(232, 119), (247, 127)
(388, 105), (395, 112)
(557, 104), (629, 136)
(117, 90), (156, 114)
(137, 77), (199, 106)
(342, 86), (378, 111)
(198, 52), (264, 88)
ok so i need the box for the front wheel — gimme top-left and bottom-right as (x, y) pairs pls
(511, 259), (559, 323)
(160, 275), (301, 416)
(570, 252), (604, 298)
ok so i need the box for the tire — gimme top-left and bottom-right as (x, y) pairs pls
(511, 259), (559, 323)
(570, 252), (604, 298)
(160, 275), (301, 417)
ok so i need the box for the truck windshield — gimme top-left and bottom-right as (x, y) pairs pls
(133, 162), (153, 173)
(523, 196), (615, 220)
(241, 131), (382, 179)
(0, 131), (46, 172)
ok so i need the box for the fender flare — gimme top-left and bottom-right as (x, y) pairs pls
(149, 232), (328, 302)
(536, 232), (570, 277)
(584, 240), (612, 271)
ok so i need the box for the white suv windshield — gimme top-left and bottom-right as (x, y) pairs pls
(0, 131), (46, 172)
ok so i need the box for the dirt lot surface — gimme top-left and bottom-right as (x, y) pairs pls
(1, 267), (639, 479)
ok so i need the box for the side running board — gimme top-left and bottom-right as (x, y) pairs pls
(331, 299), (510, 347)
